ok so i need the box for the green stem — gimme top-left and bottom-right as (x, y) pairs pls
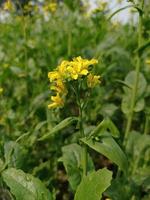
(79, 104), (87, 177)
(75, 84), (87, 177)
(144, 116), (149, 135)
(67, 31), (72, 58)
(124, 1), (144, 143)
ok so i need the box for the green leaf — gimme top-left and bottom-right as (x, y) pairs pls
(122, 95), (145, 114)
(89, 118), (120, 138)
(133, 167), (150, 187)
(100, 104), (118, 118)
(121, 71), (147, 115)
(126, 131), (150, 158)
(134, 39), (150, 55)
(81, 133), (128, 173)
(2, 168), (53, 200)
(106, 177), (132, 200)
(123, 71), (147, 98)
(38, 117), (78, 141)
(59, 143), (95, 191)
(4, 141), (28, 169)
(74, 168), (112, 200)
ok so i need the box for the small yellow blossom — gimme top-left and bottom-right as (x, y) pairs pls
(67, 56), (98, 80)
(3, 0), (13, 11)
(50, 80), (67, 95)
(43, 2), (57, 13)
(146, 59), (150, 65)
(48, 71), (61, 82)
(48, 56), (99, 109)
(58, 60), (70, 77)
(48, 93), (64, 109)
(0, 88), (4, 94)
(3, 63), (9, 68)
(67, 63), (88, 80)
(87, 73), (101, 88)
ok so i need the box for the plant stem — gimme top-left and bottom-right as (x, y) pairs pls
(79, 104), (87, 177)
(76, 83), (87, 177)
(67, 31), (72, 58)
(144, 116), (149, 135)
(124, 1), (144, 143)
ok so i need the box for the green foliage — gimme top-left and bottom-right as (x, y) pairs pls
(106, 131), (150, 200)
(81, 133), (128, 173)
(2, 168), (53, 200)
(38, 117), (78, 141)
(121, 71), (147, 115)
(0, 0), (150, 199)
(74, 168), (112, 200)
(59, 143), (94, 191)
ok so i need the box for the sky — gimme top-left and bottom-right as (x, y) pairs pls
(88, 0), (137, 24)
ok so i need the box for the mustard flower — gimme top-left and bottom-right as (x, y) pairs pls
(0, 88), (3, 94)
(48, 56), (99, 109)
(48, 71), (61, 82)
(67, 56), (98, 80)
(43, 2), (57, 13)
(87, 73), (101, 88)
(146, 59), (150, 65)
(58, 60), (70, 78)
(50, 80), (67, 95)
(3, 0), (13, 11)
(48, 93), (64, 109)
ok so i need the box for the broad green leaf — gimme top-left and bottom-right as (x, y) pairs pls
(133, 167), (150, 187)
(126, 131), (150, 158)
(122, 95), (145, 114)
(123, 71), (147, 97)
(74, 168), (112, 200)
(81, 133), (128, 173)
(100, 103), (118, 118)
(106, 177), (132, 200)
(121, 71), (147, 115)
(126, 131), (150, 171)
(89, 118), (120, 138)
(4, 141), (28, 169)
(2, 168), (53, 200)
(59, 143), (95, 191)
(38, 117), (78, 141)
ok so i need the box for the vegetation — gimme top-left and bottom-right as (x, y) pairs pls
(0, 0), (150, 199)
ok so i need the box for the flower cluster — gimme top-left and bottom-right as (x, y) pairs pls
(43, 2), (57, 13)
(3, 0), (13, 11)
(48, 56), (100, 109)
(0, 87), (3, 95)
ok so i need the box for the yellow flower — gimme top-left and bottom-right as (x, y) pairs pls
(48, 93), (64, 109)
(67, 63), (88, 80)
(67, 56), (98, 80)
(0, 88), (4, 94)
(47, 57), (99, 109)
(3, 0), (13, 11)
(43, 2), (57, 13)
(87, 73), (101, 88)
(58, 60), (69, 77)
(146, 59), (150, 65)
(49, 2), (57, 13)
(3, 63), (9, 68)
(50, 80), (67, 95)
(48, 71), (61, 82)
